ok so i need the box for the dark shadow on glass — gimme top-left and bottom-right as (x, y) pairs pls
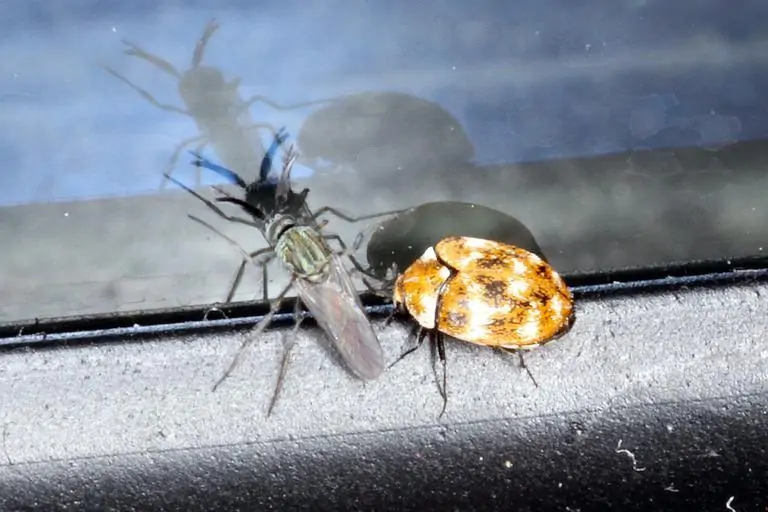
(364, 201), (546, 280)
(297, 91), (475, 185)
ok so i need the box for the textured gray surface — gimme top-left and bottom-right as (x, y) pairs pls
(0, 279), (766, 466)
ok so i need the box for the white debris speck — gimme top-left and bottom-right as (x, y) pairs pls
(615, 440), (646, 472)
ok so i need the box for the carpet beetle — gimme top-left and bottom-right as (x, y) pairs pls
(389, 235), (574, 416)
(394, 235), (574, 349)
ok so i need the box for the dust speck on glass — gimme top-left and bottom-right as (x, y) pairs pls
(1, 1), (767, 323)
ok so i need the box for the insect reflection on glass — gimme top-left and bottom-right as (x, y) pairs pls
(165, 130), (400, 415)
(103, 18), (330, 189)
(367, 236), (575, 418)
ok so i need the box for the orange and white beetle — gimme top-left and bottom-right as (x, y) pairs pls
(388, 235), (575, 416)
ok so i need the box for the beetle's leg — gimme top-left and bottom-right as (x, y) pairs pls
(361, 274), (394, 300)
(388, 325), (428, 370)
(499, 348), (539, 388)
(266, 297), (306, 417)
(102, 65), (189, 115)
(434, 331), (448, 419)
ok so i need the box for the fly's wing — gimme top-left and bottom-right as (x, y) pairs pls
(292, 252), (385, 380)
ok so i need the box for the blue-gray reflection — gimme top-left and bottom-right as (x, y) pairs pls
(1, 0), (766, 206)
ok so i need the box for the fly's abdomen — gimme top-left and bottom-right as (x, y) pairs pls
(276, 226), (331, 281)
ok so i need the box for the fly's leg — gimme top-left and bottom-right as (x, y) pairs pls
(182, 214), (270, 316)
(322, 233), (380, 281)
(347, 260), (398, 303)
(311, 206), (408, 225)
(102, 66), (189, 115)
(225, 248), (275, 304)
(499, 348), (539, 388)
(191, 155), (249, 189)
(323, 215), (406, 280)
(260, 259), (270, 303)
(212, 277), (297, 392)
(164, 173), (260, 229)
(266, 298), (306, 417)
(186, 215), (263, 268)
(159, 135), (208, 190)
(323, 230), (397, 302)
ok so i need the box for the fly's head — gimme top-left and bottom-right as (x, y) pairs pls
(238, 126), (309, 218)
(244, 180), (309, 221)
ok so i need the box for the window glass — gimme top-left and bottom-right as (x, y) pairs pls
(2, 0), (766, 322)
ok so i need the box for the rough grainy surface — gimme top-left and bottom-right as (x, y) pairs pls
(0, 281), (766, 510)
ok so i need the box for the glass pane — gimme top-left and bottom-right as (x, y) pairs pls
(2, 1), (767, 323)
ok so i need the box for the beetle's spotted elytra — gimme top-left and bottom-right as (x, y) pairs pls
(394, 236), (574, 349)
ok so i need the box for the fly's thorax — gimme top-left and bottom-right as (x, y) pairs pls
(274, 224), (332, 281)
(264, 214), (295, 246)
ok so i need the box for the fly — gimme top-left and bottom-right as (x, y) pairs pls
(165, 130), (400, 414)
